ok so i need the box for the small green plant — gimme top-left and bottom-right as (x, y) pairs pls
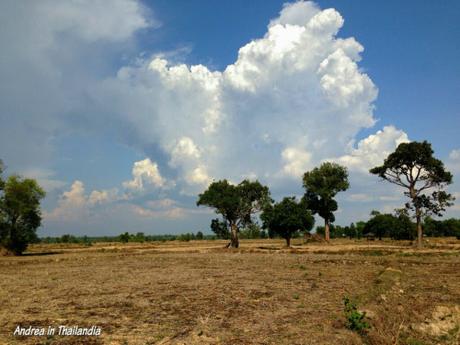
(293, 293), (300, 300)
(343, 296), (370, 333)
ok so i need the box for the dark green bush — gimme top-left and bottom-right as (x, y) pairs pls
(343, 296), (370, 333)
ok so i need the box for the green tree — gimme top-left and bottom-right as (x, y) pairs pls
(119, 232), (130, 243)
(370, 141), (454, 247)
(135, 232), (145, 243)
(196, 231), (204, 240)
(355, 221), (365, 239)
(424, 217), (460, 238)
(210, 218), (230, 239)
(240, 223), (262, 239)
(345, 223), (357, 239)
(364, 212), (415, 241)
(197, 179), (271, 248)
(364, 213), (398, 240)
(60, 234), (77, 243)
(0, 175), (45, 255)
(261, 197), (314, 247)
(391, 213), (416, 240)
(302, 162), (349, 242)
(0, 160), (4, 191)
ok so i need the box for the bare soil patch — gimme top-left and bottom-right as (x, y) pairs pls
(0, 239), (459, 344)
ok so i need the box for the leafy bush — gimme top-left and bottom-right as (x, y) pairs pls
(343, 296), (370, 333)
(119, 232), (130, 243)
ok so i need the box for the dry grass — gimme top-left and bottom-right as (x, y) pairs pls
(0, 238), (459, 345)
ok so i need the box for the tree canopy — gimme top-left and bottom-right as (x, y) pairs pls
(210, 218), (230, 239)
(197, 179), (271, 248)
(261, 197), (314, 247)
(370, 141), (453, 247)
(302, 162), (349, 241)
(0, 174), (46, 255)
(0, 160), (4, 189)
(363, 212), (415, 240)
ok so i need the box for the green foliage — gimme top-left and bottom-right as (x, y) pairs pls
(210, 218), (230, 239)
(302, 162), (349, 239)
(0, 174), (45, 255)
(240, 223), (263, 239)
(316, 223), (359, 239)
(196, 231), (204, 240)
(178, 233), (193, 241)
(370, 141), (454, 245)
(197, 179), (271, 247)
(424, 217), (460, 238)
(343, 296), (370, 333)
(60, 234), (77, 243)
(355, 221), (365, 239)
(344, 223), (357, 239)
(0, 159), (4, 191)
(391, 214), (416, 240)
(134, 232), (145, 243)
(119, 232), (130, 243)
(363, 212), (415, 240)
(261, 196), (314, 246)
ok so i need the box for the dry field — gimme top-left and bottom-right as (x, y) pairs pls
(0, 238), (459, 345)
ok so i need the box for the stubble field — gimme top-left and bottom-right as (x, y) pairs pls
(0, 238), (459, 345)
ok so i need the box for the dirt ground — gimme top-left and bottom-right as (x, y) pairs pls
(0, 238), (459, 345)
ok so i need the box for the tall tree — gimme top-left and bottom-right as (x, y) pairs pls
(0, 175), (45, 255)
(0, 159), (4, 191)
(197, 179), (271, 248)
(261, 197), (314, 247)
(302, 162), (349, 242)
(370, 141), (454, 247)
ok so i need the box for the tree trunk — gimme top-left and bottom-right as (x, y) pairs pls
(324, 219), (330, 242)
(411, 187), (423, 248)
(230, 223), (239, 248)
(416, 213), (423, 248)
(286, 236), (291, 247)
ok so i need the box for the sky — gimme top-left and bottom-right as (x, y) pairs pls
(0, 0), (459, 236)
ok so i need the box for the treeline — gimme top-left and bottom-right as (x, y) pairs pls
(424, 217), (460, 238)
(39, 215), (460, 245)
(210, 215), (460, 242)
(39, 231), (216, 244)
(316, 214), (460, 240)
(39, 227), (270, 244)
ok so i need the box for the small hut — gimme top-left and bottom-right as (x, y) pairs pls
(364, 232), (375, 241)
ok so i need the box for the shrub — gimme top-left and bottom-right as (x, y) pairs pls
(343, 296), (370, 333)
(119, 232), (130, 243)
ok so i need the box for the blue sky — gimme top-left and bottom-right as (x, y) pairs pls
(0, 1), (459, 236)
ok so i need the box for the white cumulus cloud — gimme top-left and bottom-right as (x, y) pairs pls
(95, 0), (379, 191)
(332, 126), (410, 173)
(44, 181), (121, 222)
(123, 158), (167, 191)
(281, 147), (312, 178)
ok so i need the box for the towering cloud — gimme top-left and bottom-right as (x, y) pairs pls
(5, 0), (441, 231)
(96, 1), (380, 194)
